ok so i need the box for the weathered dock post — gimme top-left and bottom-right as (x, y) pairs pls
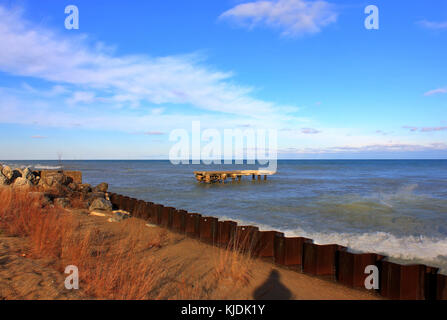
(194, 170), (275, 184)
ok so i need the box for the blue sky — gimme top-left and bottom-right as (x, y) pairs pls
(0, 0), (446, 159)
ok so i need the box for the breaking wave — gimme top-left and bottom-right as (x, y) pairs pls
(219, 216), (447, 274)
(32, 164), (62, 170)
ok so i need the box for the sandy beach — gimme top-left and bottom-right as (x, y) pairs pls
(0, 168), (380, 300)
(0, 205), (380, 300)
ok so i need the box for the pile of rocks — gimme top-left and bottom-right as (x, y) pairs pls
(0, 165), (39, 187)
(0, 164), (113, 212)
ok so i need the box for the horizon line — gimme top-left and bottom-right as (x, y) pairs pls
(2, 158), (447, 161)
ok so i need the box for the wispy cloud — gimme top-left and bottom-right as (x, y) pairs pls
(375, 130), (393, 136)
(403, 126), (447, 133)
(424, 88), (447, 96)
(31, 135), (47, 139)
(301, 127), (321, 134)
(219, 0), (337, 37)
(144, 131), (164, 135)
(66, 91), (96, 105)
(280, 143), (447, 154)
(0, 5), (298, 119)
(417, 20), (447, 30)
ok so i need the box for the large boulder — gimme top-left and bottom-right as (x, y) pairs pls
(10, 169), (22, 183)
(54, 197), (71, 208)
(0, 172), (8, 186)
(93, 182), (108, 193)
(41, 172), (72, 187)
(1, 165), (13, 180)
(13, 177), (32, 188)
(68, 182), (79, 192)
(23, 168), (35, 181)
(111, 211), (130, 222)
(78, 184), (92, 193)
(88, 192), (105, 200)
(89, 198), (113, 212)
(38, 177), (71, 198)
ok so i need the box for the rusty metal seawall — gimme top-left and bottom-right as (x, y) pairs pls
(108, 192), (447, 300)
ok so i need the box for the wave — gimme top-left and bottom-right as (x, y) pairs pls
(219, 215), (447, 274)
(33, 165), (62, 170)
(0, 162), (62, 170)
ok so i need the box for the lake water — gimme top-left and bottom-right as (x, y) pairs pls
(3, 159), (447, 273)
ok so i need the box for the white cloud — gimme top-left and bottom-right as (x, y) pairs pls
(67, 91), (96, 105)
(219, 0), (337, 37)
(424, 88), (447, 96)
(418, 20), (447, 30)
(280, 143), (447, 155)
(0, 5), (297, 119)
(403, 126), (447, 133)
(301, 127), (321, 134)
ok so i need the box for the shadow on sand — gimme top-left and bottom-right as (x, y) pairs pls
(253, 269), (292, 300)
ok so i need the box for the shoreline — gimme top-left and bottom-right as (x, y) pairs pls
(108, 192), (446, 300)
(0, 166), (446, 300)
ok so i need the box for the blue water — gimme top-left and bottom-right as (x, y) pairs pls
(3, 160), (447, 273)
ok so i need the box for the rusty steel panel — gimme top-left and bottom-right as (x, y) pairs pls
(258, 231), (284, 259)
(337, 251), (382, 288)
(185, 213), (201, 238)
(236, 226), (260, 253)
(172, 209), (187, 233)
(199, 216), (219, 244)
(217, 220), (237, 248)
(303, 243), (346, 277)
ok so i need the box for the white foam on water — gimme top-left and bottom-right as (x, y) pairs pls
(0, 163), (62, 170)
(218, 215), (447, 273)
(33, 165), (62, 170)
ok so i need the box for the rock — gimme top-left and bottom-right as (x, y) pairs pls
(42, 175), (56, 187)
(0, 172), (8, 186)
(88, 192), (105, 200)
(23, 168), (35, 181)
(13, 177), (32, 188)
(1, 166), (13, 180)
(68, 182), (79, 191)
(53, 173), (70, 186)
(110, 211), (130, 222)
(41, 172), (72, 187)
(93, 182), (108, 193)
(54, 197), (71, 208)
(11, 170), (22, 182)
(39, 178), (71, 198)
(90, 211), (108, 217)
(79, 184), (92, 193)
(89, 198), (112, 212)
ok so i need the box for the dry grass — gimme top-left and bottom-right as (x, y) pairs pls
(213, 236), (254, 287)
(0, 187), (264, 300)
(0, 187), (165, 300)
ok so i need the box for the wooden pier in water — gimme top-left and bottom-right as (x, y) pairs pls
(194, 170), (275, 184)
